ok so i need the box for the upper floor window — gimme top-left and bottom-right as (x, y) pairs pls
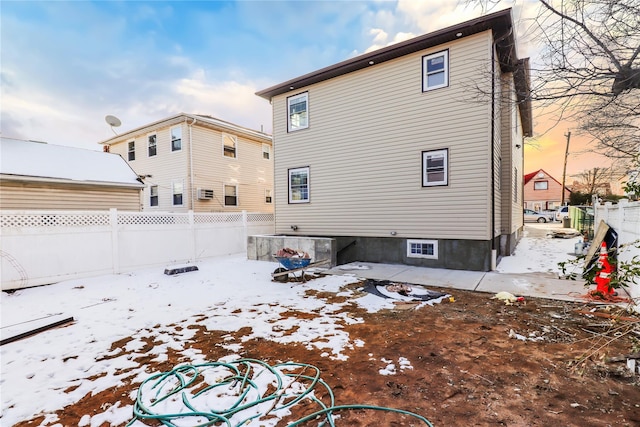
(289, 167), (310, 203)
(148, 134), (157, 157)
(172, 181), (183, 206)
(262, 143), (271, 160)
(422, 50), (449, 91)
(534, 181), (548, 190)
(224, 184), (238, 206)
(127, 141), (135, 161)
(171, 126), (182, 152)
(150, 185), (158, 207)
(422, 149), (448, 187)
(223, 134), (237, 158)
(287, 92), (309, 132)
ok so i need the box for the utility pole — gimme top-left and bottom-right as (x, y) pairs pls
(561, 131), (571, 206)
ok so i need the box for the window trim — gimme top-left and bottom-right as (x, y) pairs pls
(148, 134), (157, 157)
(222, 133), (237, 159)
(422, 49), (449, 92)
(172, 180), (184, 206)
(224, 184), (238, 207)
(533, 180), (549, 190)
(149, 185), (159, 207)
(171, 126), (182, 152)
(288, 166), (310, 204)
(422, 148), (448, 187)
(287, 92), (309, 132)
(407, 239), (438, 259)
(262, 143), (271, 160)
(127, 141), (135, 161)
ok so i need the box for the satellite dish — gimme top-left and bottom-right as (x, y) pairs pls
(105, 115), (122, 136)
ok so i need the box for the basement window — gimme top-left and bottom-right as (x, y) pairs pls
(407, 239), (438, 259)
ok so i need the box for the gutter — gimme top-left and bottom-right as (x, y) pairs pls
(188, 117), (197, 210)
(0, 174), (145, 189)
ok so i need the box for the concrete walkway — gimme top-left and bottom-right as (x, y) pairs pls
(325, 262), (590, 303)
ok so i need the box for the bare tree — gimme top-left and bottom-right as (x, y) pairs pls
(467, 0), (640, 161)
(570, 166), (625, 196)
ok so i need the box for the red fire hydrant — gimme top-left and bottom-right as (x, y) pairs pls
(594, 242), (615, 295)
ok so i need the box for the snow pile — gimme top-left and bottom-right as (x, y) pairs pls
(0, 255), (391, 426)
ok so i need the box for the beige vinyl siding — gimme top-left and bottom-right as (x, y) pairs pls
(273, 31), (494, 240)
(492, 48), (503, 239)
(189, 126), (274, 212)
(0, 181), (141, 210)
(107, 120), (273, 213)
(110, 123), (190, 211)
(500, 75), (525, 233)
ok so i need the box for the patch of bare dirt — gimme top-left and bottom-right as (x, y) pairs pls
(14, 281), (640, 427)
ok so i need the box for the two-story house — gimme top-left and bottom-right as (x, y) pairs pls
(524, 169), (571, 211)
(256, 9), (532, 271)
(100, 114), (274, 213)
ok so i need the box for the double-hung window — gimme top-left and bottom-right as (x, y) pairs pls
(148, 134), (157, 157)
(149, 185), (158, 207)
(534, 181), (548, 190)
(422, 149), (448, 187)
(288, 167), (309, 203)
(287, 92), (309, 132)
(171, 126), (182, 152)
(172, 181), (183, 206)
(265, 189), (273, 204)
(262, 143), (271, 160)
(127, 141), (135, 161)
(223, 134), (237, 158)
(422, 50), (449, 91)
(224, 185), (238, 206)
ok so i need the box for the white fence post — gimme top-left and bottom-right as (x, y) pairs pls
(189, 210), (196, 262)
(242, 210), (248, 251)
(110, 208), (119, 274)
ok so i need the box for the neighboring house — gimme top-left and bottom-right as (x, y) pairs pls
(0, 137), (144, 210)
(100, 113), (274, 213)
(256, 9), (532, 271)
(524, 169), (571, 211)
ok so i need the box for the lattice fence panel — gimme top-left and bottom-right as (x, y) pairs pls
(247, 213), (275, 223)
(1, 213), (110, 228)
(117, 213), (190, 225)
(194, 213), (244, 224)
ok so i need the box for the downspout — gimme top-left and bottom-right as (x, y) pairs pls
(490, 28), (513, 270)
(188, 116), (197, 211)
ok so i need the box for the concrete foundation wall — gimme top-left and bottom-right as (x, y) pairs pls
(247, 235), (337, 266)
(335, 236), (493, 271)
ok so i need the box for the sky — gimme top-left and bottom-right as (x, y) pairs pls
(1, 0), (605, 181)
(0, 228), (582, 426)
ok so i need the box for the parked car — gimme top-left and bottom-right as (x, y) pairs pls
(524, 209), (553, 223)
(555, 206), (569, 222)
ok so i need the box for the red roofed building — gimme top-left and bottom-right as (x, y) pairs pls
(524, 169), (571, 211)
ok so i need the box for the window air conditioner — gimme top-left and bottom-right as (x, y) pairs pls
(197, 188), (214, 200)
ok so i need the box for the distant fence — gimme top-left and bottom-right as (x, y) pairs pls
(594, 199), (640, 309)
(1, 209), (274, 290)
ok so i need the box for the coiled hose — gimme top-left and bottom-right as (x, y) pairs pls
(126, 358), (433, 426)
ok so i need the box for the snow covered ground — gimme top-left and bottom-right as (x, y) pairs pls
(496, 223), (584, 276)
(0, 224), (580, 426)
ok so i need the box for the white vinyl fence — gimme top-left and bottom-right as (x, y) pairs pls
(594, 199), (640, 309)
(1, 209), (274, 290)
